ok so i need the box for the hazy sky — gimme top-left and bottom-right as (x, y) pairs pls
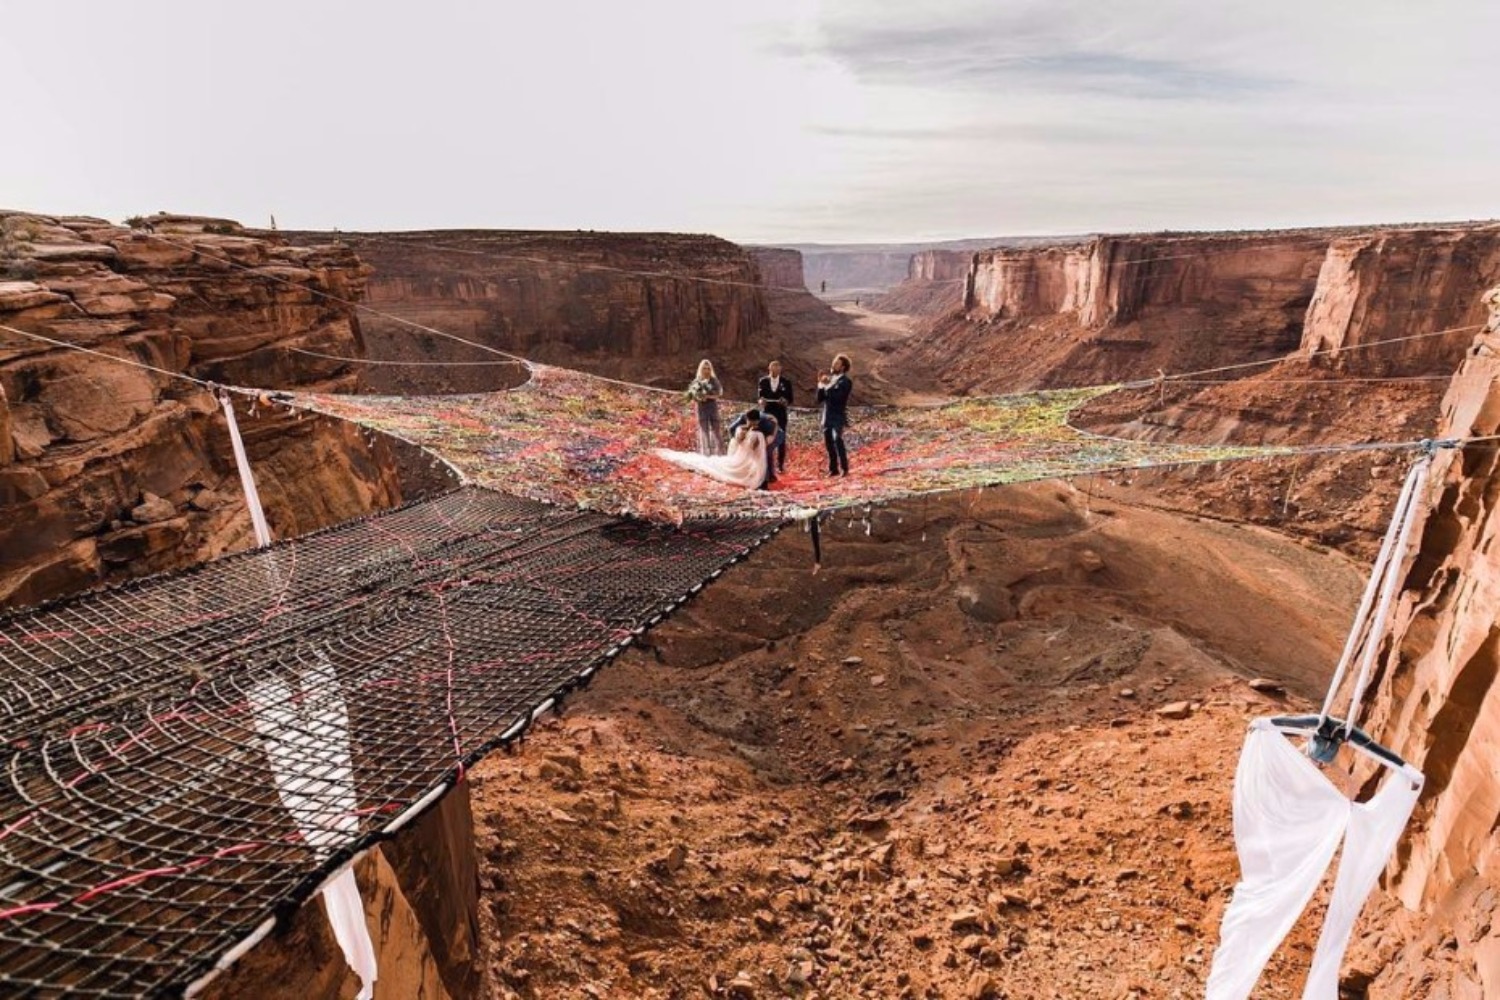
(2, 1), (1496, 242)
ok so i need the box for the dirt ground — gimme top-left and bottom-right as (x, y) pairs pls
(470, 483), (1368, 999)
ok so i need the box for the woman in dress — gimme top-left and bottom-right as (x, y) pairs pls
(685, 359), (724, 455)
(655, 412), (769, 490)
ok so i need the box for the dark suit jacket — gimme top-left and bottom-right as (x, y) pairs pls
(757, 375), (794, 426)
(816, 374), (852, 430)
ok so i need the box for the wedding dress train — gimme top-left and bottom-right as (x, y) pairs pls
(656, 427), (768, 489)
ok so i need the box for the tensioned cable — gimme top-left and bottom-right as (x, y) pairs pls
(74, 225), (1492, 401)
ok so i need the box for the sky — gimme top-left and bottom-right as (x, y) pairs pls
(1, 0), (1497, 243)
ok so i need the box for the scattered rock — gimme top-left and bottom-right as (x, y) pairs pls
(1156, 701), (1193, 720)
(1248, 677), (1286, 695)
(842, 656), (864, 666)
(948, 907), (986, 933)
(131, 493), (176, 524)
(1076, 549), (1106, 573)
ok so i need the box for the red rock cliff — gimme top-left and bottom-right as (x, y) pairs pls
(0, 211), (411, 608)
(1302, 226), (1500, 372)
(873, 249), (973, 315)
(1346, 285), (1500, 998)
(278, 230), (770, 394)
(749, 246), (805, 290)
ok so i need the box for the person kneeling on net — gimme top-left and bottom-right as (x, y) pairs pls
(727, 407), (782, 489)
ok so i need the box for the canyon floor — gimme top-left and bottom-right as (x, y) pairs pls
(470, 478), (1372, 999)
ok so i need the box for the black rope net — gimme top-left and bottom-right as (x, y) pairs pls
(0, 486), (779, 997)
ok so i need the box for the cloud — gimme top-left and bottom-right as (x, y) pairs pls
(795, 2), (1288, 101)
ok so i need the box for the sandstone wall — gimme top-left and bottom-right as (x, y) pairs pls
(1301, 226), (1500, 372)
(749, 246), (805, 291)
(873, 249), (973, 315)
(1350, 286), (1500, 998)
(203, 785), (482, 1000)
(0, 212), (408, 608)
(278, 230), (770, 394)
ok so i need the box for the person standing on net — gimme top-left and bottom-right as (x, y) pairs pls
(757, 360), (793, 474)
(817, 353), (853, 476)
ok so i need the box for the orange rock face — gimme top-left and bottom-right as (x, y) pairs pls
(749, 246), (806, 291)
(1302, 228), (1500, 371)
(278, 230), (771, 394)
(1350, 286), (1500, 998)
(874, 249), (973, 315)
(0, 212), (407, 608)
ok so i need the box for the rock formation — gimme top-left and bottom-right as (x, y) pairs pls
(277, 230), (770, 394)
(749, 246), (806, 291)
(907, 224), (1500, 393)
(0, 211), (413, 608)
(1302, 228), (1500, 372)
(1348, 285), (1500, 998)
(873, 249), (973, 315)
(202, 787), (482, 1000)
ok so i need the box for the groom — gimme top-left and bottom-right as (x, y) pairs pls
(816, 353), (853, 476)
(757, 360), (793, 474)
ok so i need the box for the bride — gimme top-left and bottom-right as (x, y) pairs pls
(656, 411), (769, 490)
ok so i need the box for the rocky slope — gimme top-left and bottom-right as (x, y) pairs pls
(871, 250), (973, 316)
(0, 211), (416, 608)
(1345, 289), (1500, 998)
(894, 224), (1500, 552)
(278, 230), (771, 395)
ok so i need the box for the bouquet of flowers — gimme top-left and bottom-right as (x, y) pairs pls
(684, 377), (715, 403)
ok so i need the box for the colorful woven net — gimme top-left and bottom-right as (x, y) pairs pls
(290, 364), (1287, 521)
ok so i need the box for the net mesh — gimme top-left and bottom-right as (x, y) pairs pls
(0, 486), (778, 997)
(288, 364), (1288, 521)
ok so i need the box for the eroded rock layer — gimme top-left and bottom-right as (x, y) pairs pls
(279, 230), (770, 394)
(1350, 287), (1500, 998)
(0, 211), (408, 608)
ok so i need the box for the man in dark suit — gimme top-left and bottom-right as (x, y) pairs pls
(757, 360), (793, 474)
(726, 407), (781, 488)
(816, 353), (853, 476)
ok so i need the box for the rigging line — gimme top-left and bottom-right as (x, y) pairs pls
(117, 225), (1493, 397)
(0, 322), (218, 393)
(127, 230), (534, 367)
(1168, 374), (1461, 385)
(1144, 323), (1486, 384)
(286, 346), (522, 367)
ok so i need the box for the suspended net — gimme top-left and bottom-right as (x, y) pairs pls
(0, 487), (778, 997)
(289, 364), (1290, 522)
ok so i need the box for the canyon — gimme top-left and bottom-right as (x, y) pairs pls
(2, 212), (1498, 999)
(278, 229), (778, 393)
(0, 211), (424, 608)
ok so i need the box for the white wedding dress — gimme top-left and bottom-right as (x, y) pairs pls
(656, 427), (768, 489)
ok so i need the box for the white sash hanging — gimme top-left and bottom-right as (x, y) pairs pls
(1206, 451), (1434, 998)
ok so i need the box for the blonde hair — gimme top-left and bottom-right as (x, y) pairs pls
(696, 360), (715, 380)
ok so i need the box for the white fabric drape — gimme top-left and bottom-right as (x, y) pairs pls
(655, 427), (768, 489)
(250, 659), (378, 1000)
(1205, 721), (1422, 1000)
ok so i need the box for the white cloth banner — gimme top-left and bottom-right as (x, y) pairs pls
(1205, 720), (1422, 1000)
(250, 660), (378, 999)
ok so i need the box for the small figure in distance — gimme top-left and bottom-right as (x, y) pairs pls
(816, 354), (853, 477)
(684, 359), (723, 455)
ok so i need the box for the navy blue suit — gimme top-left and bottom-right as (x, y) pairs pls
(816, 373), (853, 474)
(757, 374), (793, 471)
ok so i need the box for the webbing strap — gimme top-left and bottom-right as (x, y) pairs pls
(1316, 452), (1432, 734)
